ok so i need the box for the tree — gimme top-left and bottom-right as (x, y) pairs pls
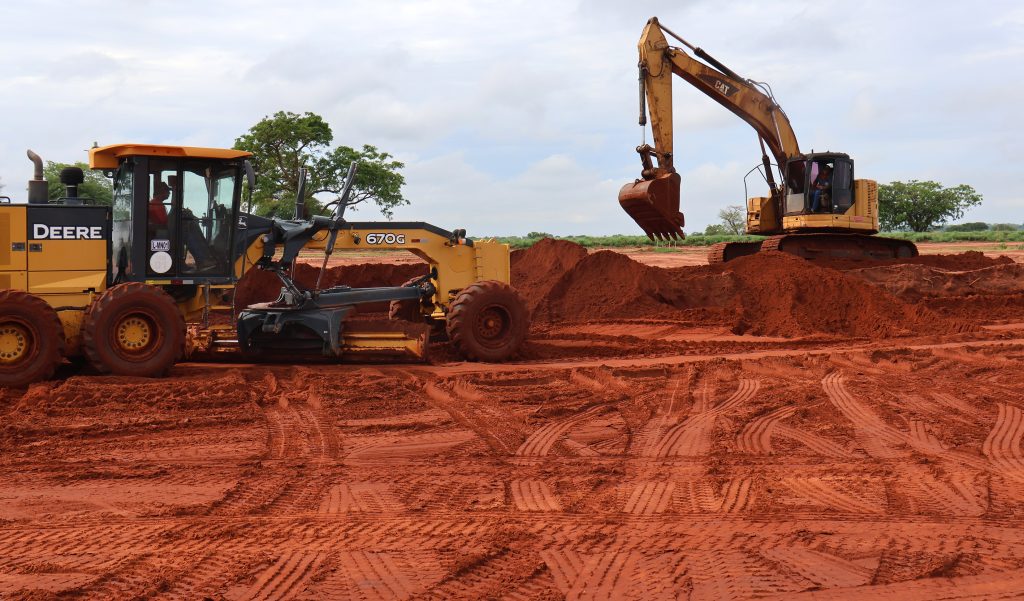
(703, 223), (729, 235)
(234, 111), (406, 219)
(878, 180), (982, 232)
(944, 221), (989, 232)
(44, 161), (112, 205)
(717, 205), (745, 235)
(991, 223), (1020, 232)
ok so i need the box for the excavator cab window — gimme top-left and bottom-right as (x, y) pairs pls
(831, 159), (853, 212)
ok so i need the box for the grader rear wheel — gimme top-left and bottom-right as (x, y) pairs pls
(0, 290), (64, 387)
(446, 280), (528, 362)
(82, 283), (185, 377)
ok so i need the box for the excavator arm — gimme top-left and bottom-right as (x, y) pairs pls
(619, 17), (802, 239)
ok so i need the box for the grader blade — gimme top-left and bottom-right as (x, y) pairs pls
(340, 319), (430, 363)
(618, 172), (685, 240)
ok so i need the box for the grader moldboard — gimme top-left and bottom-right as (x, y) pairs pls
(0, 144), (529, 387)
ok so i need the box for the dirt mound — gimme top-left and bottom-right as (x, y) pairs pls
(725, 251), (965, 337)
(511, 240), (966, 338)
(510, 238), (588, 315)
(848, 262), (1024, 299)
(233, 262), (427, 311)
(820, 250), (1013, 271)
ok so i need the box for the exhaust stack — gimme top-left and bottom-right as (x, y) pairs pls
(26, 150), (48, 204)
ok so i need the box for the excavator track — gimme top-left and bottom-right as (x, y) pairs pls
(707, 241), (765, 265)
(759, 233), (918, 261)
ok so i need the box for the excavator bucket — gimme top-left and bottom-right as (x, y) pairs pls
(618, 173), (685, 240)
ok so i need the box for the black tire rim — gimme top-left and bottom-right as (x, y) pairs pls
(474, 304), (513, 349)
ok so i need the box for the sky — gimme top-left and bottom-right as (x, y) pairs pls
(0, 0), (1021, 236)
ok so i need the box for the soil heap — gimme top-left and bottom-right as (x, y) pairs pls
(510, 239), (969, 339)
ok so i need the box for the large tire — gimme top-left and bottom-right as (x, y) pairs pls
(388, 276), (427, 322)
(446, 280), (528, 362)
(0, 290), (64, 387)
(82, 283), (185, 377)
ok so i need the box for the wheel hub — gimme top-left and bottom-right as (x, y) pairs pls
(0, 323), (30, 364)
(116, 316), (153, 352)
(475, 306), (510, 343)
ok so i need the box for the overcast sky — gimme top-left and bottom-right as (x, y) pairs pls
(1, 0), (1021, 236)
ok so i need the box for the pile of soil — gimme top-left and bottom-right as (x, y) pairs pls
(819, 250), (1013, 272)
(233, 262), (427, 312)
(510, 239), (588, 315)
(510, 239), (968, 338)
(724, 251), (965, 337)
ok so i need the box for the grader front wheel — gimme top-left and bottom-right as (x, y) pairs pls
(446, 280), (528, 362)
(82, 283), (185, 377)
(0, 290), (65, 387)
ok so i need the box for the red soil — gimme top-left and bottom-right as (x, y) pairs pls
(3, 240), (1024, 600)
(511, 239), (968, 339)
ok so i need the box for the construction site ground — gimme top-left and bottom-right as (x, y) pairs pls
(3, 241), (1024, 600)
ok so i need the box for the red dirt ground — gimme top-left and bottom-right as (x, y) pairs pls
(2, 240), (1024, 600)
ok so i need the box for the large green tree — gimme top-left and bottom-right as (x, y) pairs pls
(878, 180), (982, 232)
(717, 205), (745, 235)
(44, 161), (112, 205)
(233, 111), (406, 219)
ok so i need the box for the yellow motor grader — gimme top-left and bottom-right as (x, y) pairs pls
(0, 144), (528, 387)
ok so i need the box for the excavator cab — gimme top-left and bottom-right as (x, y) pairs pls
(783, 153), (854, 216)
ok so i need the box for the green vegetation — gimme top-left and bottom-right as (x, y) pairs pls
(44, 161), (112, 205)
(878, 180), (982, 232)
(234, 110), (406, 218)
(498, 230), (1024, 249)
(498, 233), (764, 249)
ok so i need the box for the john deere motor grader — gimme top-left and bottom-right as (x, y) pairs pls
(0, 144), (528, 387)
(618, 17), (918, 263)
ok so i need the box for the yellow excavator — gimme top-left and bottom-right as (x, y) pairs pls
(0, 143), (528, 387)
(618, 17), (918, 263)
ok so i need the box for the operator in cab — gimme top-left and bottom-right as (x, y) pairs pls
(809, 164), (832, 213)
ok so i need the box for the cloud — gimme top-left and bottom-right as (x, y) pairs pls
(0, 0), (1020, 234)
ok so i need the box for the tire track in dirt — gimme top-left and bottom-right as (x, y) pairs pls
(242, 550), (324, 601)
(983, 403), (1024, 480)
(516, 406), (606, 457)
(754, 568), (1024, 600)
(541, 549), (687, 600)
(649, 379), (760, 458)
(822, 373), (907, 459)
(737, 406), (795, 454)
(762, 546), (875, 589)
(318, 482), (403, 513)
(345, 430), (479, 461)
(782, 478), (886, 515)
(623, 481), (675, 515)
(511, 480), (562, 512)
(423, 381), (523, 454)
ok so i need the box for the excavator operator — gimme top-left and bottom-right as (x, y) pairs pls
(809, 164), (833, 213)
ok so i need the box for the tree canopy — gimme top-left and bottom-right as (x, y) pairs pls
(233, 111), (407, 219)
(717, 205), (746, 235)
(44, 161), (112, 205)
(878, 180), (982, 232)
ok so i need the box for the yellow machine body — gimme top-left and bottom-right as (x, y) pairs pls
(2, 143), (514, 366)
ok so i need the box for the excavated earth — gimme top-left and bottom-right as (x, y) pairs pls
(3, 239), (1024, 600)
